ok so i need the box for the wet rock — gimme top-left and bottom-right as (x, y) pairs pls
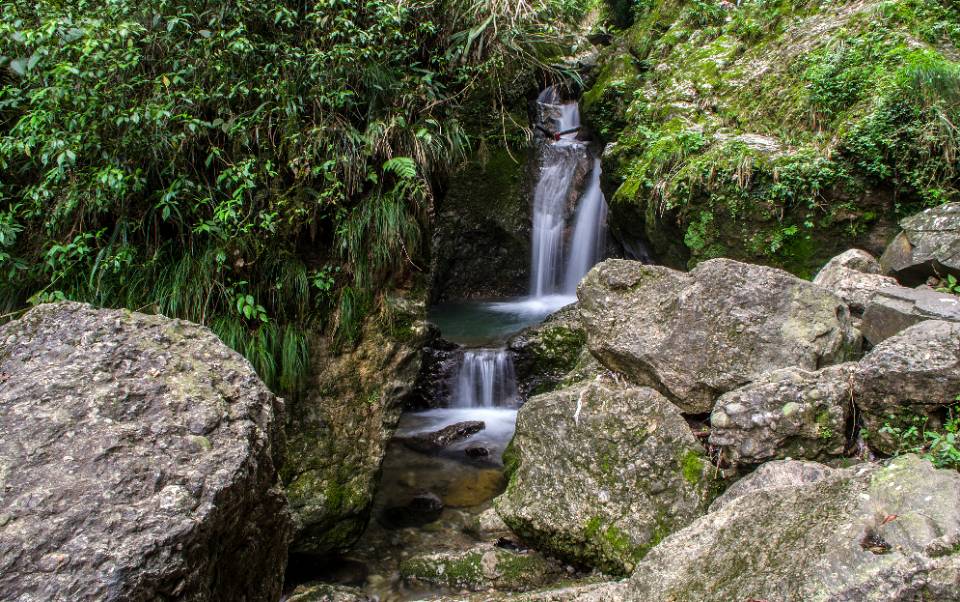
(400, 544), (564, 592)
(405, 335), (459, 410)
(400, 420), (486, 453)
(465, 444), (491, 458)
(0, 302), (290, 601)
(381, 492), (444, 529)
(860, 285), (960, 345)
(709, 364), (857, 465)
(578, 259), (861, 413)
(619, 455), (960, 601)
(855, 320), (960, 454)
(284, 293), (433, 555)
(286, 583), (374, 602)
(509, 304), (587, 398)
(813, 249), (898, 316)
(880, 202), (960, 286)
(496, 375), (719, 575)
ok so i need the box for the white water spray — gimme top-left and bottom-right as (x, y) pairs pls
(452, 349), (518, 408)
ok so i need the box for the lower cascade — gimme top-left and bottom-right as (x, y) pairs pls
(453, 349), (518, 408)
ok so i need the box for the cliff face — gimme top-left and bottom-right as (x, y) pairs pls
(583, 0), (960, 277)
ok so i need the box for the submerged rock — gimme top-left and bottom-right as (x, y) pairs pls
(619, 455), (960, 601)
(578, 259), (861, 413)
(855, 320), (960, 454)
(380, 492), (444, 529)
(496, 376), (718, 575)
(860, 285), (960, 345)
(400, 544), (564, 592)
(400, 420), (486, 453)
(709, 364), (857, 465)
(813, 249), (898, 316)
(0, 302), (290, 601)
(880, 202), (960, 286)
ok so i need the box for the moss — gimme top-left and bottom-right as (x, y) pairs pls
(680, 449), (707, 486)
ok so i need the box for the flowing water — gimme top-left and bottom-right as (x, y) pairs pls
(298, 87), (610, 600)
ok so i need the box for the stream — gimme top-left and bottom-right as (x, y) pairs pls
(305, 86), (607, 600)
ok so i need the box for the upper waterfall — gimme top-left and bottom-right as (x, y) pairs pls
(529, 87), (608, 299)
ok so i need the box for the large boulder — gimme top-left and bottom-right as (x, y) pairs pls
(880, 202), (960, 286)
(0, 302), (290, 601)
(283, 296), (433, 555)
(709, 364), (857, 465)
(860, 285), (960, 346)
(855, 320), (960, 453)
(616, 455), (960, 601)
(813, 249), (898, 316)
(508, 304), (587, 398)
(578, 259), (861, 413)
(495, 376), (718, 575)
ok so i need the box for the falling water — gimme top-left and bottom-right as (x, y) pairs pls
(563, 159), (608, 293)
(529, 87), (608, 298)
(452, 349), (518, 408)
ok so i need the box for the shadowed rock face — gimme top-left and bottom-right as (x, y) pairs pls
(578, 258), (861, 413)
(0, 302), (291, 602)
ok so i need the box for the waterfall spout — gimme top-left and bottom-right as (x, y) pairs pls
(453, 349), (518, 408)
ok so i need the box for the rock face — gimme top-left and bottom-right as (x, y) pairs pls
(619, 455), (960, 601)
(508, 304), (586, 398)
(399, 544), (563, 592)
(860, 285), (960, 345)
(856, 320), (960, 453)
(283, 296), (433, 555)
(0, 302), (290, 601)
(709, 364), (856, 465)
(431, 149), (532, 301)
(813, 249), (898, 316)
(495, 376), (718, 575)
(880, 202), (960, 285)
(578, 259), (861, 413)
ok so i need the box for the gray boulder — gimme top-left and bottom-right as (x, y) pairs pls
(860, 285), (960, 345)
(813, 249), (898, 316)
(856, 320), (960, 453)
(880, 202), (960, 285)
(0, 302), (290, 602)
(495, 376), (718, 575)
(578, 259), (861, 413)
(620, 455), (960, 601)
(709, 364), (857, 465)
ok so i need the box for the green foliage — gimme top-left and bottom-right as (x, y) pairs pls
(0, 0), (591, 393)
(593, 0), (960, 275)
(938, 274), (960, 294)
(879, 403), (960, 471)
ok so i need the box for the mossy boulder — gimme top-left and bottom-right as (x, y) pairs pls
(578, 258), (861, 413)
(400, 544), (564, 592)
(509, 303), (588, 398)
(283, 295), (434, 555)
(495, 375), (720, 576)
(621, 455), (960, 601)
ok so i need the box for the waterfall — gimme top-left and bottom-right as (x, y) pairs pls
(530, 145), (581, 297)
(563, 159), (608, 293)
(452, 349), (518, 408)
(529, 87), (608, 298)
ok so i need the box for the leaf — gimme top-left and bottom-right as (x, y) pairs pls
(9, 57), (27, 76)
(382, 157), (417, 180)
